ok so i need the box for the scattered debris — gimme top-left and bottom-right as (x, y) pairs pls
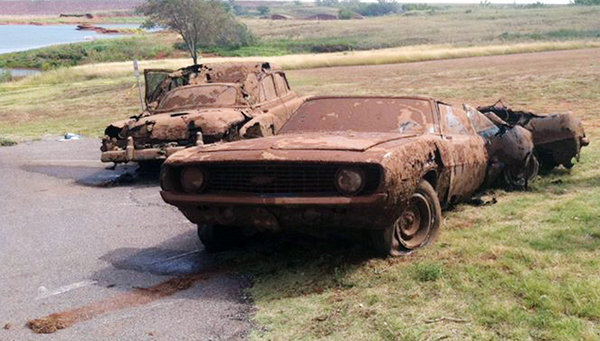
(58, 132), (82, 141)
(76, 24), (119, 34)
(3, 322), (11, 330)
(468, 192), (497, 206)
(35, 280), (97, 300)
(424, 316), (469, 324)
(59, 13), (93, 19)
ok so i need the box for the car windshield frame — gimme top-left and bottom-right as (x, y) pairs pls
(279, 97), (435, 135)
(155, 84), (240, 112)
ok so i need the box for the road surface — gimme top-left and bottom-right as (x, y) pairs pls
(0, 138), (251, 340)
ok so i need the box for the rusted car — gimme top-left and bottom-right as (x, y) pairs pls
(478, 101), (589, 173)
(160, 96), (538, 256)
(101, 62), (304, 165)
(464, 104), (538, 189)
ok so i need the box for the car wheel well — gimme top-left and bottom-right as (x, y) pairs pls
(423, 170), (437, 189)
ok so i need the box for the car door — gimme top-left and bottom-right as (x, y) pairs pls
(437, 103), (488, 202)
(273, 72), (303, 123)
(256, 74), (292, 132)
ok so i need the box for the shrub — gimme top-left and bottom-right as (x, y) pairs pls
(257, 5), (270, 15)
(0, 69), (12, 83)
(0, 137), (17, 146)
(338, 8), (354, 20)
(571, 0), (600, 4)
(344, 0), (401, 17)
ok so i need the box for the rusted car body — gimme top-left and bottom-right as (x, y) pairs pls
(101, 62), (304, 165)
(478, 101), (589, 172)
(160, 96), (535, 256)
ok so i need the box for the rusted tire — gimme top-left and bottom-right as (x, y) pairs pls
(503, 153), (538, 190)
(371, 180), (442, 257)
(526, 154), (540, 183)
(197, 224), (243, 253)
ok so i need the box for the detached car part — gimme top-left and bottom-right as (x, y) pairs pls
(478, 100), (589, 172)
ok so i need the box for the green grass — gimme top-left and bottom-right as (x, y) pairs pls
(0, 34), (176, 70)
(237, 144), (600, 340)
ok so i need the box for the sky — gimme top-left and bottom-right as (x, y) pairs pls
(268, 0), (572, 4)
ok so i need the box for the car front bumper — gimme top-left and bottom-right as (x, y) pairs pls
(160, 191), (394, 231)
(101, 137), (186, 163)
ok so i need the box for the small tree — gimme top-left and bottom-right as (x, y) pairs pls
(138, 0), (254, 64)
(257, 5), (270, 15)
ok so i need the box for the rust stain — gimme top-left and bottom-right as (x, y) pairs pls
(27, 272), (214, 334)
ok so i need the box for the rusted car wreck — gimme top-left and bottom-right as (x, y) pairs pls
(160, 96), (543, 256)
(101, 62), (304, 165)
(478, 101), (589, 173)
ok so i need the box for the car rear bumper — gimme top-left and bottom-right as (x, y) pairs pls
(160, 191), (393, 231)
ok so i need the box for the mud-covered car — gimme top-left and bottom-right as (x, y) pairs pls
(160, 96), (536, 256)
(101, 62), (304, 165)
(478, 101), (589, 172)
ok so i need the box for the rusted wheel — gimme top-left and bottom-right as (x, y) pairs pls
(197, 224), (243, 253)
(371, 180), (441, 257)
(503, 153), (538, 190)
(526, 153), (539, 183)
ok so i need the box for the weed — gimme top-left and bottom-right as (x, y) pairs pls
(0, 137), (17, 146)
(411, 262), (444, 282)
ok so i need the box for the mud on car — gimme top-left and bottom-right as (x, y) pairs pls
(101, 62), (304, 165)
(160, 96), (539, 257)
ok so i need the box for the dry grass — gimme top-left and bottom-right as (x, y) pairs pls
(16, 40), (600, 85)
(245, 5), (600, 47)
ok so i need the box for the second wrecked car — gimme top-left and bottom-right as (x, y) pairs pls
(160, 96), (537, 256)
(478, 101), (589, 173)
(101, 62), (304, 165)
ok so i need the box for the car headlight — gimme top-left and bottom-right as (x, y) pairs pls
(180, 167), (206, 193)
(335, 167), (365, 195)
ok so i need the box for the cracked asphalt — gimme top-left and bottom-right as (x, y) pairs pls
(0, 138), (251, 340)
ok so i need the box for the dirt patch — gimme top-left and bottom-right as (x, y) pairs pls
(27, 272), (217, 334)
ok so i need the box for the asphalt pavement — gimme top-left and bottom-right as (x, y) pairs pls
(0, 138), (251, 340)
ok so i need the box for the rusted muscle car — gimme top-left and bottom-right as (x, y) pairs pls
(101, 62), (304, 165)
(478, 101), (589, 173)
(160, 96), (536, 256)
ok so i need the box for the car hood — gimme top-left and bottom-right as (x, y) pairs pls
(106, 108), (248, 141)
(198, 132), (417, 153)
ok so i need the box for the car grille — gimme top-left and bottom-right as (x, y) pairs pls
(199, 162), (381, 196)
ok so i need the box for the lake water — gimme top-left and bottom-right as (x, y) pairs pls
(0, 24), (141, 77)
(0, 24), (141, 54)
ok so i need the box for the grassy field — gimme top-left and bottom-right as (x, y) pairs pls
(3, 42), (600, 140)
(1, 5), (600, 69)
(241, 48), (600, 340)
(0, 46), (599, 339)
